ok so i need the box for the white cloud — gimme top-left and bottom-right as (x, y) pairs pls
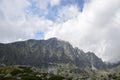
(50, 0), (60, 6)
(57, 5), (80, 22)
(34, 0), (60, 10)
(0, 0), (53, 43)
(35, 0), (49, 9)
(45, 0), (120, 63)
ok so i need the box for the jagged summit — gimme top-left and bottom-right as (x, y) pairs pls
(0, 37), (106, 69)
(47, 37), (58, 41)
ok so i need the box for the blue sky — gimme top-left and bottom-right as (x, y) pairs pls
(27, 0), (84, 21)
(26, 0), (84, 39)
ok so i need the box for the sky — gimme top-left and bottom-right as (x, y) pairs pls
(0, 0), (120, 63)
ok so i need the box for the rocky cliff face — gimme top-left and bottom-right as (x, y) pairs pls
(0, 38), (106, 69)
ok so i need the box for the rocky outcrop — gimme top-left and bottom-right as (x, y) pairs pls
(0, 38), (106, 69)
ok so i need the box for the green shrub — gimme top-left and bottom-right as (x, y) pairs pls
(10, 69), (23, 76)
(48, 75), (65, 80)
(21, 75), (41, 80)
(19, 66), (33, 73)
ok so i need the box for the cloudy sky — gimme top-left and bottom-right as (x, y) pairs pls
(0, 0), (120, 63)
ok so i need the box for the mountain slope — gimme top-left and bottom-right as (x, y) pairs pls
(0, 38), (106, 69)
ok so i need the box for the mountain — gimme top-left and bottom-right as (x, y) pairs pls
(0, 38), (106, 69)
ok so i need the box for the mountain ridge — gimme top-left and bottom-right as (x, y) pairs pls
(0, 38), (106, 69)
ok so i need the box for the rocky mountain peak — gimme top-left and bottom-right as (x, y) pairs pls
(0, 38), (106, 69)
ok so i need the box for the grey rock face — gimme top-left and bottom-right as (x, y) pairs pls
(0, 38), (106, 69)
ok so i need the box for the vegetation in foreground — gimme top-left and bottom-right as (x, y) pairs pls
(0, 65), (72, 80)
(0, 65), (120, 80)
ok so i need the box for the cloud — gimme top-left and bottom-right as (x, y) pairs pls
(45, 0), (120, 63)
(56, 5), (80, 22)
(33, 0), (60, 10)
(50, 0), (60, 6)
(0, 0), (53, 43)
